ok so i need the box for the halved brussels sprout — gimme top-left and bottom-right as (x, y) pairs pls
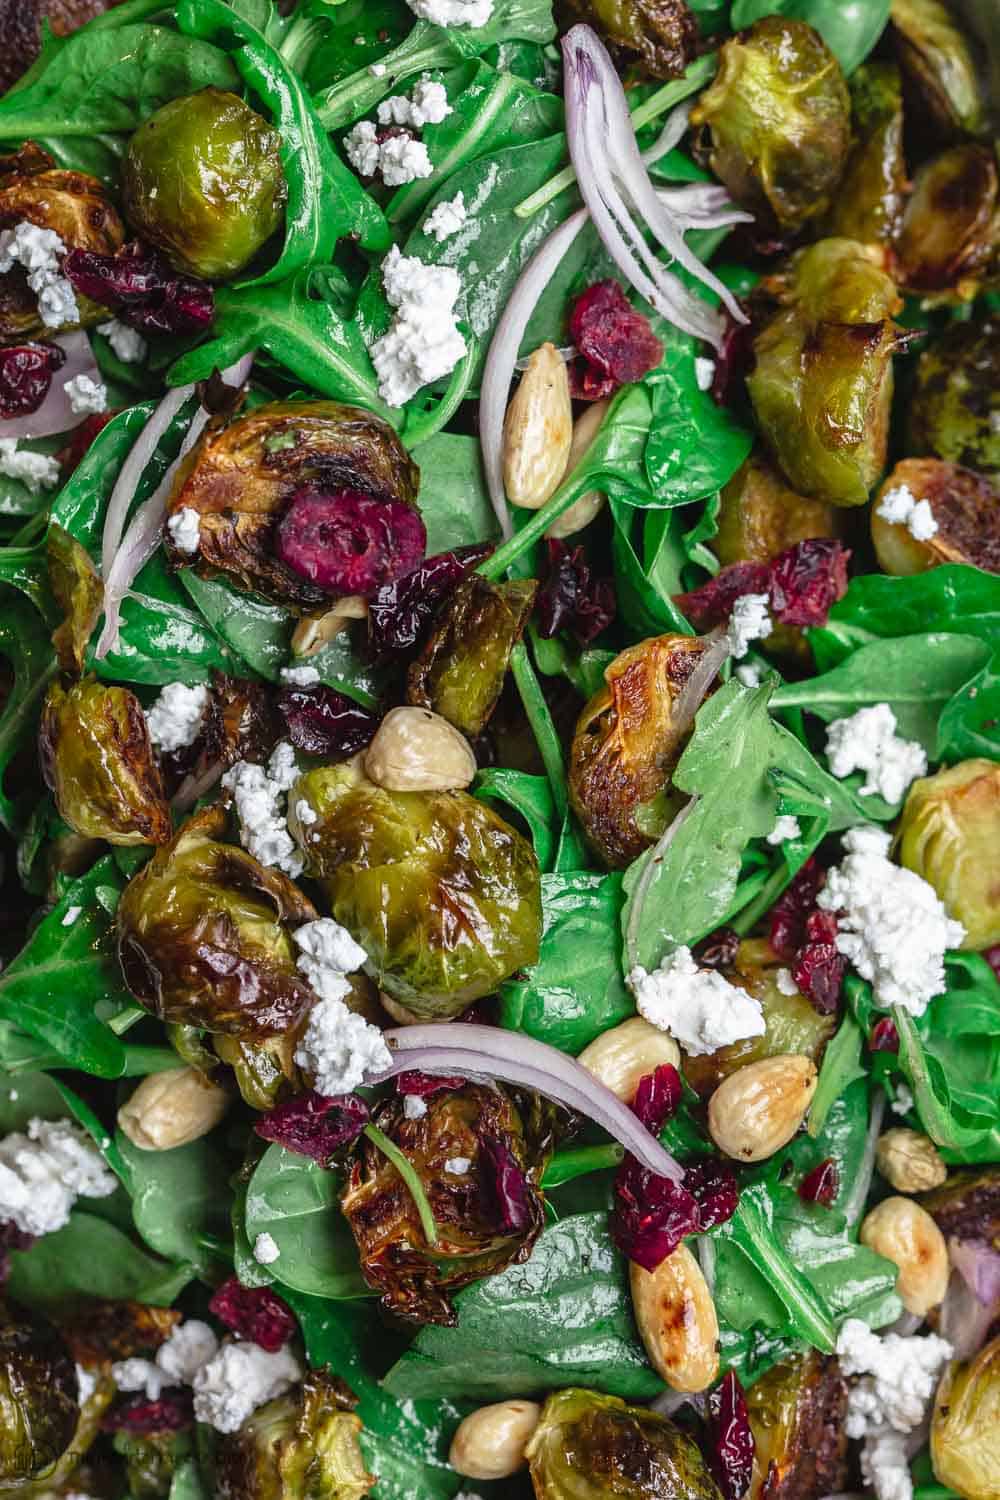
(898, 760), (1000, 949)
(47, 523), (104, 678)
(407, 576), (537, 739)
(288, 761), (542, 1018)
(213, 1031), (299, 1112)
(216, 1370), (373, 1500)
(747, 239), (902, 507)
(690, 17), (851, 235)
(164, 401), (421, 609)
(922, 1167), (1000, 1242)
(893, 144), (999, 296)
(931, 1335), (1000, 1500)
(569, 633), (714, 869)
(871, 459), (1000, 576)
(39, 677), (172, 846)
(0, 1299), (79, 1487)
(712, 453), (841, 569)
(557, 0), (698, 80)
(117, 805), (319, 1038)
(891, 0), (986, 140)
(746, 1350), (849, 1500)
(123, 89), (286, 281)
(114, 1430), (190, 1500)
(526, 1387), (724, 1500)
(909, 318), (1000, 477)
(827, 63), (907, 247)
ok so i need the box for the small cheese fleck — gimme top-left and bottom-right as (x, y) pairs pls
(344, 121), (382, 178)
(891, 1082), (914, 1116)
(0, 1118), (117, 1238)
(694, 357), (715, 391)
(222, 742), (304, 878)
(112, 1318), (220, 1401)
(372, 246), (466, 407)
(825, 703), (928, 805)
(406, 0), (494, 23)
(166, 506), (201, 555)
(294, 798), (318, 827)
(64, 373), (108, 416)
(0, 437), (61, 494)
(98, 319), (147, 364)
(775, 967), (799, 996)
(629, 946), (765, 1057)
(378, 80), (452, 129)
(369, 61), (387, 76)
(378, 134), (434, 188)
(423, 191), (468, 243)
(876, 482), (939, 542)
(253, 1231), (281, 1264)
(76, 1364), (98, 1406)
(145, 681), (211, 754)
(727, 592), (773, 659)
(61, 905), (82, 927)
(735, 661), (762, 687)
(293, 919), (391, 1095)
(767, 814), (801, 845)
(193, 1342), (302, 1434)
(836, 1318), (952, 1435)
(280, 663), (321, 687)
(403, 1094), (428, 1120)
(0, 221), (79, 329)
(445, 1156), (471, 1175)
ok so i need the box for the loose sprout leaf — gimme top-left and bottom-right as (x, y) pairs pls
(7, 1211), (194, 1309)
(244, 1143), (370, 1299)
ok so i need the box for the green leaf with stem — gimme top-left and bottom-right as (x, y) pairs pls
(364, 1122), (439, 1247)
(510, 640), (569, 823)
(808, 1013), (866, 1139)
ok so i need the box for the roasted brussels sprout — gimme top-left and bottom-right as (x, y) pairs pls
(165, 401), (421, 609)
(59, 1298), (179, 1368)
(122, 89), (286, 281)
(827, 63), (907, 247)
(117, 805), (318, 1038)
(871, 459), (1000, 576)
(568, 633), (715, 869)
(909, 318), (1000, 477)
(557, 0), (697, 80)
(407, 576), (537, 739)
(214, 1031), (299, 1112)
(690, 17), (851, 235)
(712, 453), (841, 570)
(216, 1370), (373, 1500)
(893, 145), (999, 296)
(113, 1430), (190, 1500)
(922, 1167), (1000, 1242)
(39, 676), (172, 846)
(47, 523), (103, 678)
(746, 1350), (849, 1500)
(891, 0), (986, 141)
(747, 239), (902, 507)
(525, 1387), (724, 1500)
(288, 761), (541, 1018)
(0, 1299), (79, 1487)
(931, 1335), (1000, 1500)
(342, 1083), (554, 1325)
(898, 760), (1000, 950)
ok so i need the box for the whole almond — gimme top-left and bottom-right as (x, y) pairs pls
(503, 343), (573, 509)
(876, 1128), (948, 1193)
(630, 1242), (719, 1392)
(860, 1195), (949, 1315)
(364, 706), (477, 792)
(708, 1054), (818, 1162)
(291, 597), (368, 656)
(578, 1017), (680, 1103)
(547, 397), (609, 539)
(450, 1400), (540, 1479)
(118, 1067), (229, 1151)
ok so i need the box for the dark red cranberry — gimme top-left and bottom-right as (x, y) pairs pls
(255, 1089), (370, 1164)
(985, 946), (1000, 983)
(675, 560), (771, 631)
(693, 927), (740, 971)
(768, 858), (826, 959)
(632, 1064), (682, 1134)
(768, 539), (850, 628)
(798, 1158), (840, 1207)
(706, 1371), (755, 1500)
(792, 940), (845, 1016)
(0, 340), (65, 417)
(396, 1071), (466, 1097)
(710, 309), (755, 407)
(276, 684), (379, 759)
(63, 245), (213, 336)
(568, 279), (664, 399)
(611, 1157), (699, 1271)
(367, 544), (492, 660)
(208, 1277), (297, 1353)
(58, 410), (116, 475)
(276, 487), (426, 598)
(478, 1133), (532, 1233)
(103, 1391), (193, 1434)
(684, 1155), (740, 1230)
(536, 539), (615, 645)
(869, 1017), (900, 1053)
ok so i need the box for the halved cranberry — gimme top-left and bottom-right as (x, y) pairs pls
(276, 487), (426, 599)
(478, 1133), (532, 1233)
(710, 309), (755, 406)
(208, 1277), (297, 1353)
(103, 1391), (192, 1434)
(277, 684), (379, 759)
(693, 927), (740, 971)
(706, 1371), (755, 1500)
(985, 946), (1000, 983)
(568, 280), (663, 399)
(798, 1158), (840, 1207)
(367, 544), (492, 660)
(768, 539), (850, 628)
(684, 1155), (740, 1230)
(768, 858), (826, 959)
(792, 914), (845, 1015)
(255, 1089), (370, 1164)
(536, 539), (615, 644)
(0, 340), (65, 417)
(611, 1156), (699, 1271)
(632, 1064), (682, 1133)
(869, 1017), (900, 1053)
(62, 244), (213, 336)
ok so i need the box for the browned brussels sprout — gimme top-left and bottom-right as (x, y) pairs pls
(909, 317), (1000, 478)
(526, 1387), (724, 1500)
(165, 401), (421, 609)
(690, 17), (850, 235)
(113, 1430), (190, 1500)
(568, 633), (714, 869)
(827, 63), (907, 248)
(407, 576), (537, 739)
(39, 677), (172, 846)
(342, 1083), (555, 1326)
(922, 1167), (1000, 1242)
(891, 0), (986, 141)
(288, 761), (542, 1018)
(899, 759), (1000, 949)
(557, 0), (697, 80)
(122, 89), (286, 281)
(59, 1298), (180, 1368)
(712, 453), (841, 569)
(931, 1334), (1000, 1500)
(0, 1299), (80, 1487)
(47, 523), (104, 678)
(747, 239), (902, 507)
(893, 145), (999, 296)
(746, 1350), (849, 1500)
(216, 1370), (373, 1500)
(116, 805), (319, 1038)
(213, 1031), (300, 1113)
(871, 459), (1000, 576)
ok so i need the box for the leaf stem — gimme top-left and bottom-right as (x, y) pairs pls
(510, 640), (568, 822)
(728, 862), (791, 936)
(363, 1123), (439, 1247)
(542, 1142), (623, 1187)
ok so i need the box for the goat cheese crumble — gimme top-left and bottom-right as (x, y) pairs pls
(98, 318), (147, 363)
(280, 663), (321, 686)
(727, 592), (773, 659)
(817, 826), (965, 1015)
(406, 0), (494, 24)
(372, 245), (466, 407)
(62, 905), (82, 926)
(292, 918), (391, 1095)
(77, 1365), (97, 1405)
(166, 506), (201, 555)
(145, 681), (211, 754)
(193, 1342), (302, 1434)
(776, 967), (799, 996)
(629, 946), (766, 1056)
(403, 1094), (428, 1120)
(64, 373), (107, 416)
(0, 220), (79, 329)
(735, 661), (762, 687)
(0, 1118), (117, 1237)
(345, 120), (382, 178)
(378, 134), (434, 187)
(424, 191), (468, 242)
(0, 437), (61, 493)
(254, 1231), (281, 1264)
(694, 357), (715, 391)
(378, 80), (452, 129)
(876, 483), (939, 542)
(113, 1319), (221, 1402)
(445, 1156), (471, 1174)
(891, 1082), (915, 1116)
(767, 814), (801, 845)
(825, 703), (928, 804)
(222, 741), (304, 878)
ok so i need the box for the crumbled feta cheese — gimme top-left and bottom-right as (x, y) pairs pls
(403, 1094), (427, 1120)
(267, 739), (300, 793)
(166, 506), (201, 555)
(0, 437), (61, 493)
(63, 373), (107, 416)
(156, 1320), (219, 1385)
(378, 134), (434, 187)
(112, 1356), (165, 1401)
(445, 1156), (471, 1174)
(694, 357), (715, 391)
(861, 1427), (912, 1500)
(727, 592), (773, 659)
(817, 826), (965, 1015)
(345, 120), (382, 178)
(776, 967), (799, 996)
(891, 1082), (914, 1116)
(825, 703), (928, 804)
(295, 997), (392, 1096)
(98, 318), (147, 364)
(379, 80), (452, 129)
(76, 1365), (98, 1405)
(0, 1118), (117, 1238)
(629, 946), (766, 1057)
(145, 681), (211, 754)
(836, 1319), (952, 1435)
(193, 1342), (302, 1434)
(294, 798), (318, 827)
(294, 918), (368, 988)
(735, 661), (762, 687)
(0, 220), (79, 329)
(254, 1231), (281, 1264)
(423, 191), (467, 242)
(372, 246), (466, 407)
(406, 0), (493, 23)
(767, 814), (801, 845)
(62, 905), (82, 927)
(876, 483), (939, 542)
(280, 663), (321, 687)
(222, 742), (304, 878)
(369, 61), (387, 76)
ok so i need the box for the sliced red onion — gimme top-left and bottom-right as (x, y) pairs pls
(656, 183), (752, 229)
(0, 333), (101, 440)
(651, 1388), (707, 1417)
(640, 101), (693, 167)
(939, 1265), (1000, 1360)
(100, 384), (192, 582)
(371, 1024), (685, 1182)
(670, 629), (730, 747)
(949, 1237), (1000, 1306)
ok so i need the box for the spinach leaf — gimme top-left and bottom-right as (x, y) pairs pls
(117, 1120), (235, 1277)
(819, 565), (1000, 655)
(611, 502), (691, 637)
(0, 1070), (65, 1131)
(936, 653), (1000, 761)
(7, 1211), (194, 1308)
(0, 589), (56, 832)
(98, 553), (240, 687)
(178, 572), (291, 682)
(808, 1014), (866, 1140)
(475, 768), (557, 871)
(0, 437), (64, 520)
(729, 0), (891, 73)
(50, 404), (156, 549)
(0, 541), (55, 620)
(244, 1144), (369, 1298)
(169, 1459), (208, 1500)
(412, 432), (499, 552)
(50, 1075), (132, 1186)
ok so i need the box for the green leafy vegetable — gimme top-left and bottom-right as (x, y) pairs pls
(7, 1211), (194, 1309)
(117, 1124), (235, 1277)
(244, 1144), (370, 1299)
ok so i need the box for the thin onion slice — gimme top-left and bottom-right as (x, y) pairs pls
(670, 628), (731, 747)
(0, 332), (102, 441)
(100, 383), (192, 582)
(640, 101), (694, 168)
(371, 1023), (685, 1182)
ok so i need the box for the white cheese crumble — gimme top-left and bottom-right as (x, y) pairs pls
(0, 1118), (117, 1238)
(0, 220), (79, 329)
(254, 1231), (281, 1264)
(629, 946), (766, 1057)
(295, 798), (318, 827)
(378, 135), (434, 188)
(294, 917), (368, 990)
(825, 703), (928, 805)
(735, 661), (762, 687)
(403, 1093), (428, 1120)
(166, 506), (201, 555)
(445, 1156), (471, 1174)
(727, 592), (773, 659)
(98, 318), (147, 364)
(767, 814), (801, 845)
(145, 681), (211, 754)
(292, 918), (392, 1095)
(891, 1082), (914, 1116)
(372, 246), (467, 407)
(817, 826), (965, 1015)
(861, 1428), (912, 1500)
(0, 437), (61, 493)
(280, 663), (321, 687)
(406, 0), (494, 23)
(423, 191), (468, 242)
(193, 1342), (302, 1434)
(345, 121), (382, 178)
(776, 967), (799, 996)
(76, 1365), (98, 1406)
(64, 373), (107, 416)
(876, 483), (939, 542)
(694, 357), (715, 391)
(369, 61), (387, 76)
(378, 80), (452, 129)
(222, 741), (304, 879)
(62, 905), (82, 927)
(113, 1319), (221, 1401)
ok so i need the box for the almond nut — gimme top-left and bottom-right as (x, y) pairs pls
(578, 1017), (680, 1102)
(876, 1128), (948, 1193)
(630, 1242), (719, 1392)
(363, 706), (477, 792)
(503, 343), (573, 509)
(449, 1399), (540, 1479)
(291, 597), (368, 657)
(860, 1195), (950, 1315)
(707, 1054), (818, 1162)
(546, 397), (609, 539)
(118, 1067), (229, 1151)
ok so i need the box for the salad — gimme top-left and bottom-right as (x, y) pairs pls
(0, 0), (996, 1496)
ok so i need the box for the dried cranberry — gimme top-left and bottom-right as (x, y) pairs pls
(869, 1017), (900, 1053)
(568, 280), (664, 399)
(768, 858), (825, 959)
(367, 544), (492, 659)
(103, 1391), (193, 1434)
(0, 340), (65, 417)
(710, 309), (755, 407)
(675, 560), (771, 631)
(536, 540), (615, 645)
(684, 1156), (740, 1230)
(0, 1220), (35, 1253)
(208, 1277), (297, 1353)
(798, 1158), (840, 1207)
(63, 245), (213, 336)
(277, 684), (379, 759)
(706, 1371), (755, 1500)
(58, 411), (116, 475)
(276, 487), (426, 599)
(611, 1156), (699, 1271)
(792, 942), (845, 1015)
(478, 1133), (532, 1234)
(768, 540), (850, 628)
(985, 946), (1000, 983)
(255, 1089), (370, 1164)
(396, 1071), (466, 1097)
(693, 927), (741, 971)
(632, 1064), (682, 1133)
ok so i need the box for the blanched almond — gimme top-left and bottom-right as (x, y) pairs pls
(860, 1195), (949, 1315)
(449, 1400), (540, 1479)
(363, 706), (477, 792)
(546, 398), (609, 539)
(708, 1054), (817, 1162)
(118, 1067), (229, 1151)
(578, 1017), (680, 1102)
(503, 343), (573, 509)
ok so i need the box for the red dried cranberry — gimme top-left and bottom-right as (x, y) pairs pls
(568, 280), (663, 399)
(869, 1017), (900, 1053)
(208, 1277), (297, 1353)
(103, 1391), (192, 1434)
(58, 411), (116, 475)
(693, 927), (741, 971)
(684, 1155), (740, 1230)
(710, 309), (755, 406)
(63, 245), (213, 336)
(478, 1133), (532, 1234)
(675, 560), (771, 631)
(536, 540), (615, 645)
(367, 544), (492, 660)
(0, 340), (65, 417)
(632, 1064), (682, 1134)
(768, 539), (850, 628)
(768, 859), (826, 959)
(985, 946), (1000, 983)
(798, 1158), (840, 1207)
(706, 1371), (755, 1500)
(276, 684), (379, 759)
(255, 1089), (370, 1164)
(396, 1071), (466, 1097)
(276, 487), (426, 598)
(611, 1156), (699, 1271)
(792, 939), (845, 1015)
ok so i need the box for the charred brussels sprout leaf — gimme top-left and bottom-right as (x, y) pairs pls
(289, 762), (542, 1018)
(0, 1298), (79, 1487)
(47, 522), (104, 678)
(217, 1370), (373, 1500)
(342, 1084), (555, 1326)
(123, 88), (286, 281)
(931, 1334), (1000, 1500)
(745, 1349), (849, 1500)
(909, 318), (1000, 478)
(899, 759), (1000, 950)
(871, 459), (1000, 576)
(827, 62), (907, 246)
(39, 676), (172, 846)
(526, 1387), (724, 1500)
(690, 17), (851, 235)
(557, 0), (698, 80)
(747, 239), (902, 507)
(407, 576), (536, 739)
(891, 0), (986, 141)
(116, 804), (318, 1037)
(893, 144), (999, 295)
(712, 452), (841, 569)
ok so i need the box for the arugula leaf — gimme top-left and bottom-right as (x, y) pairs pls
(729, 0), (891, 73)
(116, 1120), (235, 1278)
(244, 1144), (369, 1298)
(475, 768), (557, 871)
(7, 1211), (194, 1309)
(808, 1014), (866, 1140)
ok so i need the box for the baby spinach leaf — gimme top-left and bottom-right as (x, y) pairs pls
(0, 1070), (64, 1131)
(169, 1459), (208, 1500)
(7, 1210), (194, 1309)
(244, 1143), (370, 1299)
(808, 1014), (866, 1140)
(178, 572), (291, 682)
(0, 541), (55, 621)
(475, 768), (557, 871)
(117, 1120), (235, 1277)
(611, 501), (691, 637)
(729, 0), (891, 74)
(98, 554), (241, 688)
(821, 564), (1000, 652)
(412, 432), (499, 552)
(50, 1075), (131, 1186)
(937, 654), (1000, 761)
(50, 404), (156, 549)
(0, 589), (56, 832)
